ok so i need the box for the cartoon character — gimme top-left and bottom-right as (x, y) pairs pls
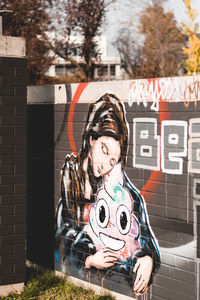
(83, 163), (141, 262)
(70, 162), (160, 295)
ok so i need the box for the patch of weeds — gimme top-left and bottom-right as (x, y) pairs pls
(0, 266), (115, 300)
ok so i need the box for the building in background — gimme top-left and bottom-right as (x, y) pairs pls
(46, 36), (121, 80)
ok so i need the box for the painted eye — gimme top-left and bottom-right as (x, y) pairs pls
(96, 199), (109, 228)
(116, 205), (131, 235)
(102, 142), (108, 155)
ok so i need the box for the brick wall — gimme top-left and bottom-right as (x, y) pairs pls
(0, 55), (27, 287)
(28, 78), (200, 300)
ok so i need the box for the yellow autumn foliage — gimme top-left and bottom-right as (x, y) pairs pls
(182, 0), (200, 74)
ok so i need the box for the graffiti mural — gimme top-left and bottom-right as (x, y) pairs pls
(50, 75), (200, 299)
(55, 93), (160, 297)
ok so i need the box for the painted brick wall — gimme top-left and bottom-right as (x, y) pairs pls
(0, 56), (27, 286)
(28, 77), (200, 300)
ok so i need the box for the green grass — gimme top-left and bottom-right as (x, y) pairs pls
(0, 266), (115, 300)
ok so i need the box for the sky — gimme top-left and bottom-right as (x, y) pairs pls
(104, 0), (200, 55)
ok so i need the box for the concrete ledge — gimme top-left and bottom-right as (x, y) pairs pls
(55, 271), (136, 300)
(0, 36), (26, 57)
(27, 75), (200, 105)
(0, 283), (24, 297)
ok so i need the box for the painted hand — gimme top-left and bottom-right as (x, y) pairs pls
(133, 256), (153, 295)
(85, 247), (119, 269)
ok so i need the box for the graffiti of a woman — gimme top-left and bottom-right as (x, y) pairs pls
(55, 93), (160, 295)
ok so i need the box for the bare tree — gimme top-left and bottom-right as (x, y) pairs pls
(114, 26), (145, 79)
(54, 0), (116, 82)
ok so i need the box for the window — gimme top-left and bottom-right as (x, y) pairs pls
(55, 65), (66, 76)
(97, 65), (108, 76)
(110, 65), (116, 76)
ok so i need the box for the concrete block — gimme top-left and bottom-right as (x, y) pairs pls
(0, 36), (25, 58)
(27, 85), (55, 104)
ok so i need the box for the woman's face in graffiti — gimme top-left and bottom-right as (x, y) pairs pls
(89, 136), (120, 177)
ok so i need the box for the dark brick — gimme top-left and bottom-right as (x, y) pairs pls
(176, 280), (197, 297)
(174, 268), (196, 284)
(0, 106), (14, 116)
(14, 126), (26, 136)
(1, 116), (26, 125)
(14, 165), (26, 174)
(14, 243), (25, 253)
(197, 212), (200, 224)
(2, 77), (26, 87)
(1, 96), (26, 106)
(197, 249), (200, 258)
(1, 214), (26, 225)
(2, 174), (26, 184)
(1, 154), (26, 164)
(0, 185), (14, 195)
(152, 284), (196, 300)
(1, 57), (26, 67)
(15, 87), (27, 96)
(1, 253), (26, 265)
(1, 194), (26, 205)
(0, 204), (13, 215)
(1, 135), (26, 145)
(0, 86), (14, 96)
(0, 265), (13, 275)
(0, 127), (14, 135)
(14, 224), (26, 235)
(175, 257), (195, 273)
(0, 66), (15, 77)
(0, 245), (13, 255)
(14, 184), (26, 194)
(1, 234), (25, 245)
(14, 145), (26, 155)
(14, 204), (26, 214)
(15, 106), (27, 116)
(0, 225), (13, 236)
(0, 145), (14, 155)
(1, 272), (25, 285)
(14, 263), (26, 274)
(15, 67), (27, 77)
(150, 215), (193, 235)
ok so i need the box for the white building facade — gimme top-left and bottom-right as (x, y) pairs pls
(46, 36), (121, 80)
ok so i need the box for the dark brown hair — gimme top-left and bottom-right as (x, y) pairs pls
(61, 93), (129, 225)
(81, 93), (129, 169)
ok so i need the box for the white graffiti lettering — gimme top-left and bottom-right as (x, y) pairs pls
(133, 118), (200, 175)
(128, 77), (200, 111)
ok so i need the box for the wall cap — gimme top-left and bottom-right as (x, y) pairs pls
(28, 75), (200, 105)
(0, 36), (26, 58)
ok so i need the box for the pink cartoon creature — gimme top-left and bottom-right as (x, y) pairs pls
(83, 163), (141, 269)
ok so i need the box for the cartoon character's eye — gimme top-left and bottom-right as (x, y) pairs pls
(116, 205), (131, 235)
(96, 198), (109, 228)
